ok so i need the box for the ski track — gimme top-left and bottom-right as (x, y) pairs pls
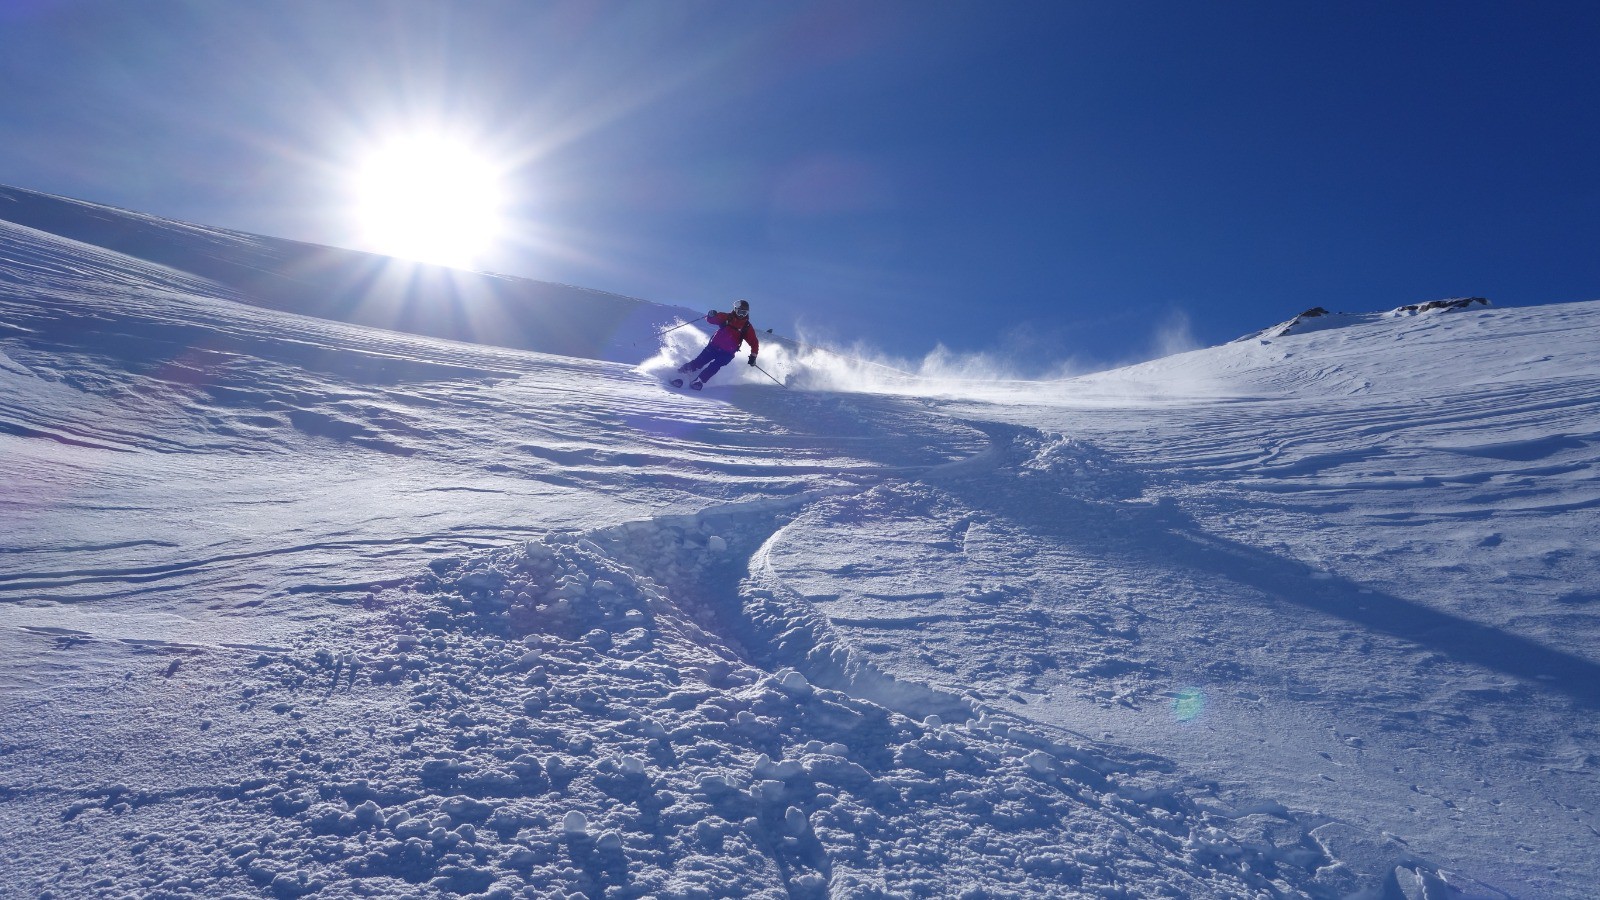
(910, 309), (1600, 898)
(2, 211), (1596, 897)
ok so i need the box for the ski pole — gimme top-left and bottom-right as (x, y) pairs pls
(656, 320), (698, 337)
(751, 361), (786, 388)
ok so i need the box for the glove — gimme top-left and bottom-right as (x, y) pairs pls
(747, 354), (757, 366)
(708, 309), (718, 317)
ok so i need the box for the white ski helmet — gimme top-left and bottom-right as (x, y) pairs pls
(733, 299), (750, 315)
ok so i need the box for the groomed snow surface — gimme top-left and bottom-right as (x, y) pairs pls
(1, 194), (1596, 898)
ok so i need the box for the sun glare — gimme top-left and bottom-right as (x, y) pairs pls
(350, 134), (507, 269)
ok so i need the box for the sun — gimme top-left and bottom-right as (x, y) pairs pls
(349, 133), (508, 269)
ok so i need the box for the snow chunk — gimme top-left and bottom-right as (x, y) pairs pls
(750, 779), (786, 805)
(784, 806), (810, 836)
(1021, 750), (1056, 774)
(696, 774), (733, 795)
(754, 753), (806, 781)
(776, 668), (812, 696)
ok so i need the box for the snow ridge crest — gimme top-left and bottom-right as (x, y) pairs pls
(1238, 297), (1492, 342)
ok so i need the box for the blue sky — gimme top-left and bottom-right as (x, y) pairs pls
(3, 1), (1597, 368)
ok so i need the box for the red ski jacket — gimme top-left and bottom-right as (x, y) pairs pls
(706, 311), (759, 356)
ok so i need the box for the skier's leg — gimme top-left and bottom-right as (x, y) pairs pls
(695, 349), (737, 384)
(682, 346), (719, 373)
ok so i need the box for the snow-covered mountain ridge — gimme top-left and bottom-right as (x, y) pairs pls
(1238, 297), (1494, 343)
(0, 183), (700, 363)
(2, 190), (1596, 898)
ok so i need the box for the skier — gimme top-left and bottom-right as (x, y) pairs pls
(670, 299), (760, 390)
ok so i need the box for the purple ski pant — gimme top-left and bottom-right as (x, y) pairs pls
(682, 346), (736, 383)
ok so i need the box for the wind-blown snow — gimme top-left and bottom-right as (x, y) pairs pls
(2, 187), (1595, 898)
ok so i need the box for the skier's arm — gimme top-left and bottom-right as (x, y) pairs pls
(707, 311), (727, 325)
(745, 325), (759, 363)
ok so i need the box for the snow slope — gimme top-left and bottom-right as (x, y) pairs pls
(0, 184), (706, 363)
(787, 300), (1600, 898)
(2, 190), (1596, 898)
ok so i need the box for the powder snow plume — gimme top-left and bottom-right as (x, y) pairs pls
(764, 310), (1210, 405)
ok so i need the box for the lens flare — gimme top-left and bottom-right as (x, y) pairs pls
(1172, 687), (1206, 723)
